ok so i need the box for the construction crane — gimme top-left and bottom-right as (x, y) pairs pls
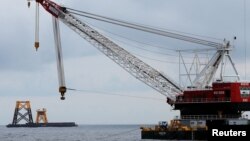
(28, 0), (238, 102)
(26, 1), (250, 140)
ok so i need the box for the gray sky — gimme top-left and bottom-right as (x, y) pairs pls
(0, 0), (249, 125)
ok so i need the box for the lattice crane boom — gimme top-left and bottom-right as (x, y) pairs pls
(31, 0), (237, 102)
(62, 12), (183, 100)
(33, 0), (182, 101)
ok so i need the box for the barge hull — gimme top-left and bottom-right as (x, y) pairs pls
(142, 130), (207, 140)
(6, 122), (77, 128)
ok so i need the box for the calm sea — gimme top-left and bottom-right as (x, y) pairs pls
(0, 125), (158, 141)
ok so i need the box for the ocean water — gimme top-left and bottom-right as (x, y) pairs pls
(0, 125), (156, 141)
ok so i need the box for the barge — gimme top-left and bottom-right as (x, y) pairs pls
(141, 82), (250, 140)
(7, 101), (78, 128)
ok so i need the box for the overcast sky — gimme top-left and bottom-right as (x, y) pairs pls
(0, 0), (249, 125)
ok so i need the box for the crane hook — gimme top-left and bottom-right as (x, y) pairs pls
(28, 1), (31, 8)
(27, 0), (32, 8)
(59, 86), (67, 100)
(34, 1), (40, 51)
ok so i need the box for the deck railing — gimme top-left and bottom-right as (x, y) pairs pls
(175, 97), (231, 103)
(181, 114), (239, 120)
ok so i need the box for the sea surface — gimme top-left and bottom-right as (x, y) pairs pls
(0, 125), (158, 141)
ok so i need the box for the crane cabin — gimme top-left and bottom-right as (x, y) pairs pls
(175, 82), (250, 119)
